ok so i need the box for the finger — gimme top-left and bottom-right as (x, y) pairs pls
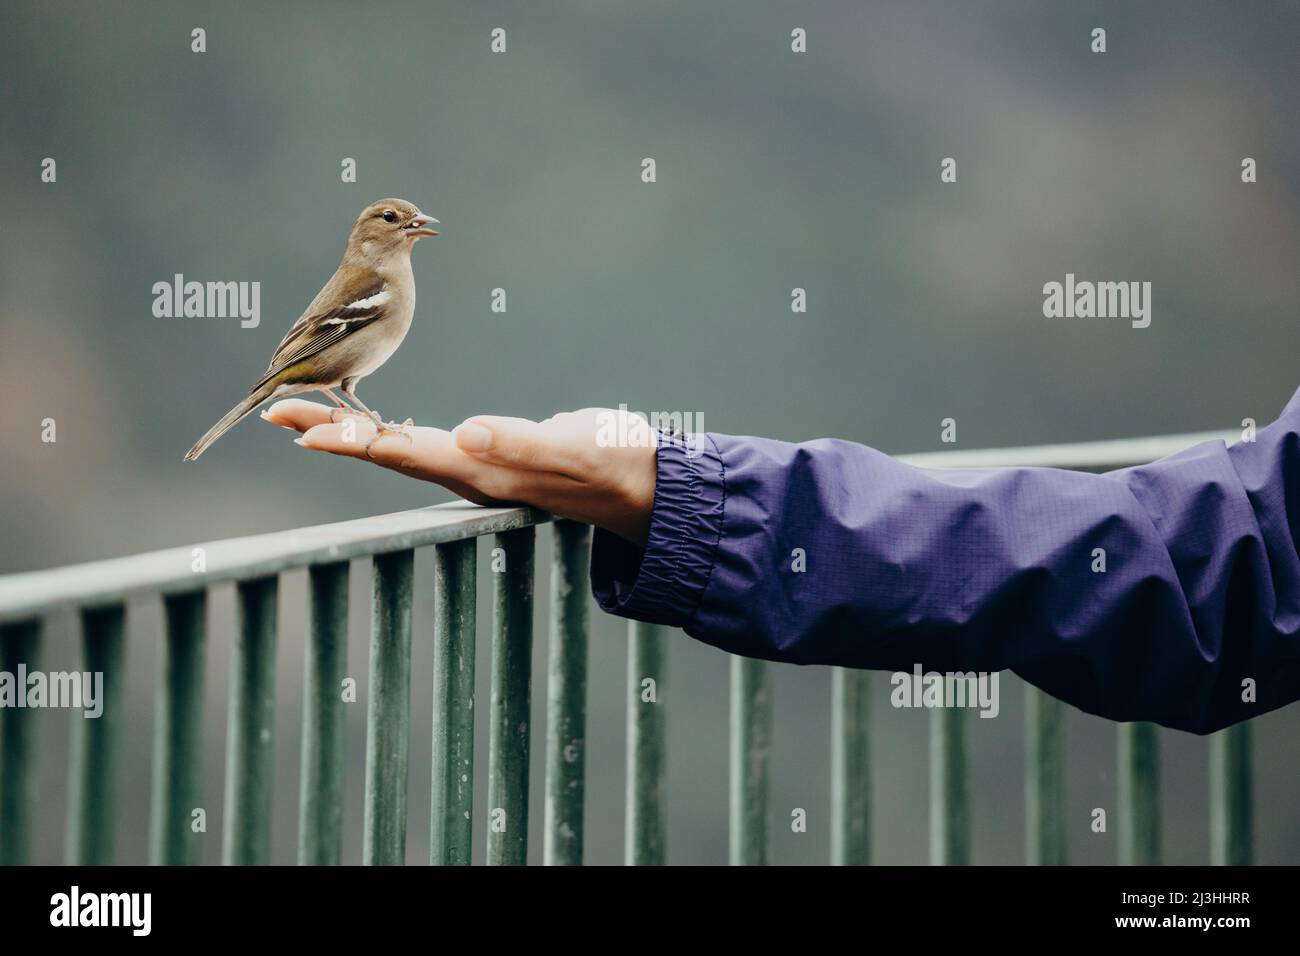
(453, 415), (587, 475)
(298, 418), (447, 467)
(290, 419), (509, 504)
(295, 417), (589, 509)
(261, 399), (366, 433)
(295, 418), (511, 490)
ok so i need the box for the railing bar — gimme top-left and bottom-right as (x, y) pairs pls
(896, 429), (1239, 471)
(362, 549), (414, 865)
(0, 433), (1239, 626)
(298, 561), (348, 865)
(150, 592), (206, 865)
(729, 655), (771, 865)
(625, 620), (666, 865)
(1210, 723), (1252, 865)
(486, 528), (535, 866)
(431, 538), (477, 866)
(1117, 721), (1161, 865)
(929, 701), (969, 865)
(830, 667), (870, 865)
(1025, 684), (1067, 865)
(543, 521), (591, 866)
(222, 575), (278, 865)
(66, 604), (126, 865)
(0, 503), (548, 626)
(0, 620), (41, 865)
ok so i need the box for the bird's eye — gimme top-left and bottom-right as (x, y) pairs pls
(382, 210), (397, 223)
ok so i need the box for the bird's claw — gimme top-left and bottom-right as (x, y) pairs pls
(364, 418), (415, 459)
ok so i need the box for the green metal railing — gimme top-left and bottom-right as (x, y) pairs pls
(0, 429), (1258, 865)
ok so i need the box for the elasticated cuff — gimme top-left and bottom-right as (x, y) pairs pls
(590, 433), (725, 627)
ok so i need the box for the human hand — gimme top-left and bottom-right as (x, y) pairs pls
(261, 402), (657, 545)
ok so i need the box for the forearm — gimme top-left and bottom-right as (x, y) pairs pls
(592, 392), (1300, 734)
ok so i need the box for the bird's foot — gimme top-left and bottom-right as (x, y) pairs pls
(364, 418), (415, 459)
(330, 407), (371, 424)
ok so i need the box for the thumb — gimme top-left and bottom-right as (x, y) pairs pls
(453, 416), (577, 474)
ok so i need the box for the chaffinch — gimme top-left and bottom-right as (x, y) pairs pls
(184, 198), (438, 461)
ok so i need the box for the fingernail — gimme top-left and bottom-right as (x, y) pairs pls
(455, 422), (493, 452)
(294, 437), (310, 448)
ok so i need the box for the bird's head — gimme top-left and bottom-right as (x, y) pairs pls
(349, 199), (439, 256)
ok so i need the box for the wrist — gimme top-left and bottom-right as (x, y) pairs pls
(614, 443), (657, 546)
(589, 431), (726, 626)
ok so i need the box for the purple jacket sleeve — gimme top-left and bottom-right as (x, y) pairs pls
(591, 388), (1300, 734)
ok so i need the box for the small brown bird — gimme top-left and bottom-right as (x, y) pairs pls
(184, 198), (438, 461)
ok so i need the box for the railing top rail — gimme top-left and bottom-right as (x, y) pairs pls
(896, 429), (1238, 472)
(0, 502), (549, 624)
(0, 429), (1240, 623)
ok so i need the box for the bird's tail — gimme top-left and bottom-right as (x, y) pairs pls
(184, 385), (277, 461)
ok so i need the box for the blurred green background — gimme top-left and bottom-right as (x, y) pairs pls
(1, 1), (1297, 864)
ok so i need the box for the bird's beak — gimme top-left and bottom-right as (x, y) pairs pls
(405, 212), (440, 238)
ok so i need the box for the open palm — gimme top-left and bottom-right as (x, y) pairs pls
(262, 401), (657, 545)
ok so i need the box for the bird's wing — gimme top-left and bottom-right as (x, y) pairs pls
(251, 278), (392, 391)
(287, 259), (385, 332)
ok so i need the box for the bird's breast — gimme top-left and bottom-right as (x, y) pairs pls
(351, 296), (415, 378)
